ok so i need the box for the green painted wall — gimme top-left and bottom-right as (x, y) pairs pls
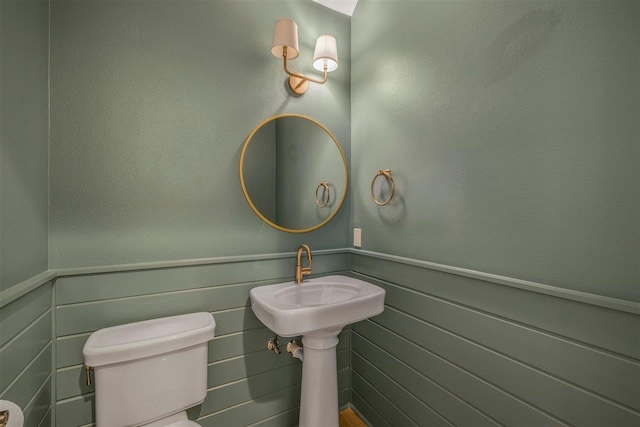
(3, 1), (640, 426)
(0, 0), (49, 292)
(351, 0), (639, 301)
(49, 0), (351, 269)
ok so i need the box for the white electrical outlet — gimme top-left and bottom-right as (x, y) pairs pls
(354, 228), (362, 248)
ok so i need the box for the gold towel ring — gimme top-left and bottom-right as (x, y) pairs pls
(371, 169), (395, 206)
(315, 181), (330, 207)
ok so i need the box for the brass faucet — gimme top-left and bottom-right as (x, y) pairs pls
(295, 244), (312, 284)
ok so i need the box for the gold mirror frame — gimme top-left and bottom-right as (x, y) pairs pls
(239, 114), (348, 233)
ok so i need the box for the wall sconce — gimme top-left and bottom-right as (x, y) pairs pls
(271, 19), (338, 95)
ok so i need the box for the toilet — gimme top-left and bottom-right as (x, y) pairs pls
(82, 312), (216, 427)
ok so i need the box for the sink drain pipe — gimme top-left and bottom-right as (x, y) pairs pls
(286, 340), (304, 361)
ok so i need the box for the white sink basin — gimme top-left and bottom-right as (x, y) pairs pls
(250, 275), (385, 337)
(251, 274), (385, 426)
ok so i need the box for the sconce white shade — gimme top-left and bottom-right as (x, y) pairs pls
(312, 35), (338, 72)
(271, 19), (299, 60)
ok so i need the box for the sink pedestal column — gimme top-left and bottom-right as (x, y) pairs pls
(299, 329), (341, 427)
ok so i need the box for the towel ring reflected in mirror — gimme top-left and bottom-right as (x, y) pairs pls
(371, 169), (395, 206)
(315, 181), (330, 207)
(239, 114), (348, 233)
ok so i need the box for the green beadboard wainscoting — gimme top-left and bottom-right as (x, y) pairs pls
(349, 251), (640, 426)
(2, 250), (638, 427)
(53, 250), (350, 426)
(0, 281), (54, 427)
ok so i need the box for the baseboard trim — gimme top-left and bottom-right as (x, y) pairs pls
(349, 404), (373, 427)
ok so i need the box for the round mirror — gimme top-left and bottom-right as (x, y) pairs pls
(239, 114), (348, 233)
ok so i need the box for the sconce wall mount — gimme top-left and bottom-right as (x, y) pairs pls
(271, 19), (338, 95)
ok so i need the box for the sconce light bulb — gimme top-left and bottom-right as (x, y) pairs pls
(312, 35), (338, 72)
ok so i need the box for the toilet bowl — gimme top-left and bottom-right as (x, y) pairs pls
(83, 312), (216, 427)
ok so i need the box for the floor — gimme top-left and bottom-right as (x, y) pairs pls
(339, 408), (367, 427)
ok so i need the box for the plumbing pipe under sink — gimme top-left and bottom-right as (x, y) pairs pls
(287, 339), (304, 361)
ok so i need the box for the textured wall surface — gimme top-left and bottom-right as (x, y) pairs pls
(5, 1), (639, 426)
(0, 0), (49, 291)
(351, 0), (639, 300)
(350, 1), (640, 425)
(49, 0), (351, 269)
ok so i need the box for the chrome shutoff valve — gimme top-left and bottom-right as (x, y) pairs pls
(267, 335), (281, 354)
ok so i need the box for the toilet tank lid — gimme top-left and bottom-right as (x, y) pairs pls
(83, 312), (216, 367)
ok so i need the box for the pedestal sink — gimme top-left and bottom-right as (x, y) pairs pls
(250, 275), (385, 427)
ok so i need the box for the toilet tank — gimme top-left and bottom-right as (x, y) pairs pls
(83, 312), (216, 427)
